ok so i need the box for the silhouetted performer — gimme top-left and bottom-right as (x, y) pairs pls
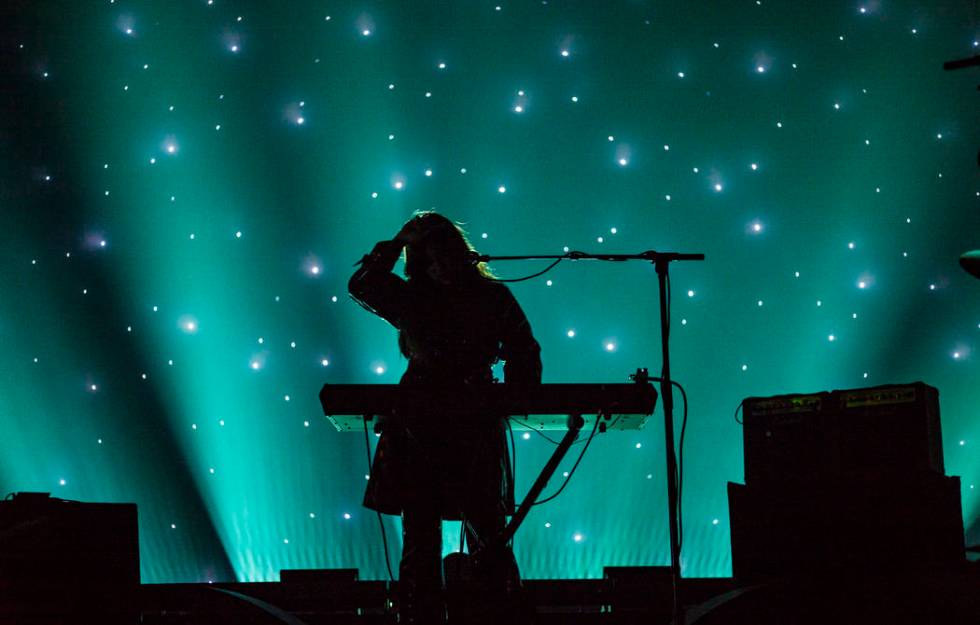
(349, 211), (542, 624)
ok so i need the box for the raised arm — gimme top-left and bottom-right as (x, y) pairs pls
(348, 239), (411, 328)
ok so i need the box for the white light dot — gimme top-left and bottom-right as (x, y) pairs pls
(498, 185), (507, 193)
(424, 169), (432, 177)
(566, 329), (575, 338)
(522, 432), (531, 440)
(362, 29), (371, 36)
(573, 533), (584, 542)
(59, 479), (66, 486)
(284, 395), (291, 402)
(712, 518), (719, 525)
(713, 183), (723, 192)
(635, 442), (642, 449)
(828, 334), (836, 342)
(687, 290), (695, 297)
(375, 366), (385, 375)
(438, 62), (446, 69)
(618, 158), (628, 166)
(571, 96), (578, 102)
(545, 522), (551, 528)
(514, 105), (524, 113)
(605, 342), (616, 351)
(344, 512), (352, 519)
(560, 49), (569, 57)
(321, 359), (330, 367)
(756, 65), (765, 73)
(741, 364), (748, 371)
(750, 163), (758, 170)
(677, 71), (685, 78)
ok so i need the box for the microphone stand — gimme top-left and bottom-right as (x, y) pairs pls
(473, 249), (704, 625)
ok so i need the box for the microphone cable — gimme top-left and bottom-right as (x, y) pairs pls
(363, 418), (395, 582)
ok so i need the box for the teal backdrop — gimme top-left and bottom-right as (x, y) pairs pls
(0, 0), (977, 583)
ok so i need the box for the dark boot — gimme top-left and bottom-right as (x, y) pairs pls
(399, 581), (446, 625)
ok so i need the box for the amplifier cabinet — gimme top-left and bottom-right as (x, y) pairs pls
(743, 382), (943, 486)
(728, 474), (966, 580)
(0, 494), (139, 622)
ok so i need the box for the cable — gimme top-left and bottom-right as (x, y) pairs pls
(482, 258), (563, 283)
(673, 380), (689, 552)
(508, 417), (516, 496)
(641, 377), (689, 550)
(510, 417), (571, 445)
(363, 417), (394, 582)
(531, 413), (602, 507)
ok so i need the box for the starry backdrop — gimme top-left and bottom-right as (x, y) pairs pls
(0, 0), (978, 584)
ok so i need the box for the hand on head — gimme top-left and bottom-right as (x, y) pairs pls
(394, 219), (423, 246)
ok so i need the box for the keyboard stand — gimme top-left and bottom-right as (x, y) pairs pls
(476, 412), (587, 559)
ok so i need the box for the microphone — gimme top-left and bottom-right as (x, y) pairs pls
(466, 250), (483, 265)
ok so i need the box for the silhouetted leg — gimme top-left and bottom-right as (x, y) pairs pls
(400, 506), (445, 624)
(465, 504), (526, 624)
